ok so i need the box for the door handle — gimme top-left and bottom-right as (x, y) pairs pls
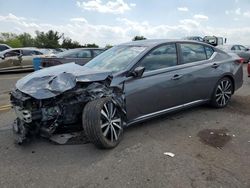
(171, 74), (182, 80)
(211, 63), (219, 68)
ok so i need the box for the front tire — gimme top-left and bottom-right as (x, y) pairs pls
(210, 77), (233, 108)
(82, 98), (124, 149)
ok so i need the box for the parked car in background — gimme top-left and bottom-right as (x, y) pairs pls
(0, 48), (43, 72)
(11, 39), (243, 148)
(182, 36), (204, 42)
(183, 36), (225, 46)
(203, 36), (224, 46)
(39, 48), (59, 57)
(40, 48), (104, 68)
(217, 44), (250, 63)
(0, 44), (11, 52)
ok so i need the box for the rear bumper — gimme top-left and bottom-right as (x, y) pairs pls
(234, 64), (244, 91)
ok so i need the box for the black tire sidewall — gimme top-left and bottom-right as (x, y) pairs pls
(82, 97), (124, 149)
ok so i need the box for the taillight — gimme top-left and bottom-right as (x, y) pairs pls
(235, 58), (245, 64)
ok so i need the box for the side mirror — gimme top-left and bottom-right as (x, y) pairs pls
(127, 66), (145, 78)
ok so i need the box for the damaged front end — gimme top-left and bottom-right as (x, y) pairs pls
(10, 66), (126, 144)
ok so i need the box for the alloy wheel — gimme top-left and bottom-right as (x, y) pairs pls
(100, 102), (122, 143)
(215, 79), (232, 106)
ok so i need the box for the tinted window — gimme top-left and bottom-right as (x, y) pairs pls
(140, 44), (177, 72)
(239, 45), (247, 51)
(180, 43), (206, 64)
(77, 50), (91, 58)
(205, 46), (214, 59)
(22, 50), (33, 56)
(5, 50), (21, 58)
(93, 49), (104, 57)
(231, 46), (239, 50)
(33, 50), (43, 55)
(56, 49), (91, 58)
(0, 45), (9, 51)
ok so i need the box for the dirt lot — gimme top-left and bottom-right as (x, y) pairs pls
(0, 65), (249, 188)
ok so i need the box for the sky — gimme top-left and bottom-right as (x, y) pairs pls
(0, 0), (250, 46)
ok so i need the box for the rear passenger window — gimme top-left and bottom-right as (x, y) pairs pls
(180, 43), (207, 64)
(77, 50), (91, 58)
(22, 50), (33, 56)
(140, 44), (177, 72)
(231, 46), (239, 50)
(205, 46), (214, 59)
(32, 50), (43, 55)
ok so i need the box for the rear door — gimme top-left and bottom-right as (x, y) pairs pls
(20, 50), (36, 69)
(177, 42), (222, 101)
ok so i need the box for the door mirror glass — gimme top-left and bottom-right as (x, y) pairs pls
(128, 66), (145, 77)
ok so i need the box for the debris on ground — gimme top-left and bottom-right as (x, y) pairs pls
(49, 132), (89, 145)
(197, 128), (232, 148)
(163, 152), (175, 157)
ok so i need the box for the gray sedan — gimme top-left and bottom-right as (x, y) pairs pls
(217, 44), (250, 63)
(11, 40), (243, 149)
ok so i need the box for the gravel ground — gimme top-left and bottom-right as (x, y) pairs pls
(0, 65), (249, 188)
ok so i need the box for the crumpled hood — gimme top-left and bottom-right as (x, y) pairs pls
(16, 63), (112, 99)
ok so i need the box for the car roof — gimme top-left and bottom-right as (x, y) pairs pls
(119, 39), (213, 47)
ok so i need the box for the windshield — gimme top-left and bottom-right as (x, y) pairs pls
(84, 46), (147, 72)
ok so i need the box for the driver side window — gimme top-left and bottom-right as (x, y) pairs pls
(140, 44), (177, 72)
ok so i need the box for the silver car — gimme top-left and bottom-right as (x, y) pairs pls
(0, 48), (44, 72)
(10, 40), (243, 149)
(217, 44), (250, 63)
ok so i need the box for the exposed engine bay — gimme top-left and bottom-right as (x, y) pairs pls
(10, 64), (126, 144)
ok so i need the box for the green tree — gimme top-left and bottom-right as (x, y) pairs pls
(0, 32), (22, 47)
(132, 36), (147, 41)
(61, 37), (82, 49)
(18, 33), (34, 47)
(34, 30), (62, 48)
(83, 43), (99, 48)
(5, 38), (22, 48)
(104, 44), (113, 49)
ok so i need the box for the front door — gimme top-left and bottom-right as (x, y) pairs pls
(125, 43), (192, 121)
(0, 50), (22, 71)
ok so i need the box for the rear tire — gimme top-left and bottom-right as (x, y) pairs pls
(210, 77), (233, 108)
(82, 98), (123, 149)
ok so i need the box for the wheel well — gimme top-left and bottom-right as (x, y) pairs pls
(223, 75), (235, 94)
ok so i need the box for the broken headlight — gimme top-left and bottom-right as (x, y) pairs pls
(41, 106), (61, 121)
